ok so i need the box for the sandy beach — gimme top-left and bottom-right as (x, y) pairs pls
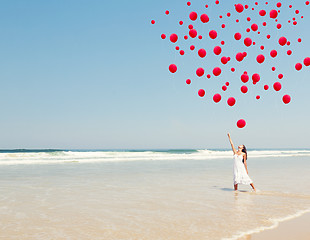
(1, 150), (310, 240)
(251, 212), (310, 240)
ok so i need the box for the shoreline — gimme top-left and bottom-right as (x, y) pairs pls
(250, 211), (310, 240)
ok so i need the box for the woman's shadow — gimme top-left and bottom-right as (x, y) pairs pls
(213, 186), (249, 192)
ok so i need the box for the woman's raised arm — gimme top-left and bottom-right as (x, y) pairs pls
(227, 133), (237, 154)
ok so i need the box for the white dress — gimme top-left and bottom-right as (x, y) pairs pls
(233, 154), (253, 185)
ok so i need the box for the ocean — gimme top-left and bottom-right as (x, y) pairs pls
(0, 149), (310, 240)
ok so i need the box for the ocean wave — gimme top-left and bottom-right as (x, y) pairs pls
(222, 208), (310, 240)
(0, 149), (309, 165)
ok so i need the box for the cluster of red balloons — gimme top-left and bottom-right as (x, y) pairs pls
(152, 1), (310, 129)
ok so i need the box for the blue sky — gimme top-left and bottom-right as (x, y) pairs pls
(0, 0), (309, 149)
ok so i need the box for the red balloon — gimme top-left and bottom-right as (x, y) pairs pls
(213, 67), (222, 76)
(279, 37), (287, 46)
(237, 119), (246, 128)
(278, 74), (284, 79)
(264, 85), (269, 90)
(277, 2), (282, 7)
(247, 17), (251, 21)
(221, 57), (228, 64)
(282, 95), (291, 104)
(187, 1), (191, 6)
(277, 24), (282, 29)
(256, 95), (261, 100)
(236, 52), (244, 62)
(189, 29), (197, 38)
(165, 10), (170, 15)
(270, 50), (277, 58)
(222, 86), (227, 91)
(151, 20), (155, 24)
(189, 12), (198, 21)
(272, 67), (276, 71)
(196, 67), (205, 77)
(200, 14), (210, 23)
(179, 21), (184, 25)
(190, 45), (195, 51)
(244, 37), (252, 47)
(298, 38), (302, 43)
(235, 4), (244, 13)
(241, 85), (248, 93)
(207, 74), (211, 79)
(169, 64), (177, 73)
(270, 9), (278, 18)
(213, 46), (222, 55)
(304, 57), (310, 66)
(295, 63), (302, 71)
(180, 50), (185, 55)
(241, 74), (249, 83)
(231, 68), (236, 72)
(287, 50), (292, 55)
(251, 24), (258, 31)
(170, 34), (178, 43)
(198, 89), (205, 97)
(198, 49), (207, 58)
(161, 34), (166, 39)
(263, 22), (267, 26)
(213, 93), (222, 103)
(225, 82), (230, 86)
(209, 30), (218, 39)
(259, 10), (266, 16)
(188, 24), (194, 29)
(273, 82), (282, 91)
(186, 79), (191, 84)
(234, 32), (242, 40)
(306, 1), (310, 5)
(267, 34), (271, 39)
(252, 73), (261, 83)
(256, 54), (265, 64)
(227, 97), (236, 106)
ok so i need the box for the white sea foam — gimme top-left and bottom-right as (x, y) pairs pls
(0, 149), (309, 165)
(222, 208), (310, 240)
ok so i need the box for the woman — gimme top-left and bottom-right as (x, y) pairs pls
(227, 133), (256, 191)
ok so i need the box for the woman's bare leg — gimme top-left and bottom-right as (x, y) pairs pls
(250, 183), (256, 192)
(234, 184), (238, 191)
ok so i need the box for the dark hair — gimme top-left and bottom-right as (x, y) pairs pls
(242, 145), (247, 163)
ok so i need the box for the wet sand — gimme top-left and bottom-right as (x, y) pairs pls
(250, 212), (310, 240)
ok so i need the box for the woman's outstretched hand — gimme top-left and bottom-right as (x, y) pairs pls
(227, 133), (236, 153)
